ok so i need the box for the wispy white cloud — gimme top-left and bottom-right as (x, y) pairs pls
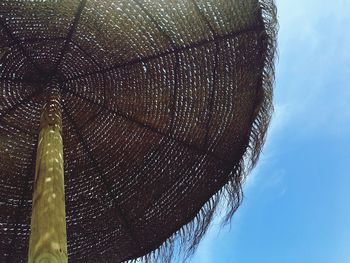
(244, 100), (289, 191)
(275, 0), (350, 137)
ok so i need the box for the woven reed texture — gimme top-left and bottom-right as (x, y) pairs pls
(0, 0), (277, 262)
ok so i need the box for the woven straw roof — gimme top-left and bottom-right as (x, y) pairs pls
(0, 0), (277, 262)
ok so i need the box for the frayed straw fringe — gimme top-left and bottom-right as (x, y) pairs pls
(127, 1), (278, 262)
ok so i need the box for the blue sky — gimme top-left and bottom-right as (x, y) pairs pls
(190, 0), (350, 262)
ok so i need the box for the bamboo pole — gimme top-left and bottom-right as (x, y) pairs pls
(28, 87), (67, 263)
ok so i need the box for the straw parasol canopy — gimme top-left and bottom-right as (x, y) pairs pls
(0, 0), (277, 262)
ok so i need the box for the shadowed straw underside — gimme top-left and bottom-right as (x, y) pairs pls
(0, 0), (277, 262)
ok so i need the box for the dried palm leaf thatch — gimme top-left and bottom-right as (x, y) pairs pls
(0, 0), (277, 262)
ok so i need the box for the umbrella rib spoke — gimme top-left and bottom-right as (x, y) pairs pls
(62, 25), (264, 83)
(71, 40), (102, 69)
(63, 87), (233, 166)
(190, 0), (216, 36)
(204, 43), (219, 148)
(131, 0), (180, 135)
(131, 0), (176, 46)
(62, 104), (143, 254)
(0, 18), (44, 75)
(189, 0), (220, 148)
(51, 0), (87, 76)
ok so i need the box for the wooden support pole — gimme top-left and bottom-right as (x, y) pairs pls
(28, 86), (67, 263)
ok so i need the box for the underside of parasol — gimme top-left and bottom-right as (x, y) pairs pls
(0, 0), (277, 262)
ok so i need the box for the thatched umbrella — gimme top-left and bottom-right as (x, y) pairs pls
(0, 0), (277, 262)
